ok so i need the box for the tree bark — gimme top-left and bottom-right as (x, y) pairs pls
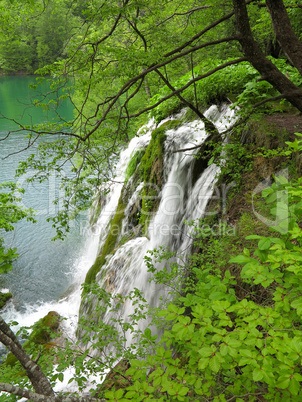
(266, 0), (302, 75)
(232, 0), (302, 113)
(0, 383), (99, 402)
(0, 316), (55, 397)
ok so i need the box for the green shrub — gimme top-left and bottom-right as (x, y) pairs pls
(148, 58), (302, 122)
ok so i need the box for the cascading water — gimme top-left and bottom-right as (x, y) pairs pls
(1, 102), (237, 397)
(78, 104), (237, 356)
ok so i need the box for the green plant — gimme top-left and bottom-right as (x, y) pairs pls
(98, 174), (301, 401)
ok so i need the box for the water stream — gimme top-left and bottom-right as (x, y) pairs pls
(0, 77), (90, 345)
(0, 77), (237, 394)
(79, 104), (237, 359)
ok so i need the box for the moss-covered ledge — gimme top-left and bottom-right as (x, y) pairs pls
(2, 311), (60, 369)
(84, 119), (181, 286)
(136, 121), (178, 233)
(84, 193), (127, 286)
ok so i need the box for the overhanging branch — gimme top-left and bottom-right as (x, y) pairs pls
(123, 57), (247, 120)
(173, 94), (288, 153)
(154, 68), (218, 135)
(0, 383), (99, 402)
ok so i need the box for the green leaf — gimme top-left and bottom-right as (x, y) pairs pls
(198, 358), (209, 370)
(258, 238), (271, 250)
(227, 339), (242, 348)
(275, 175), (288, 185)
(262, 187), (273, 198)
(144, 328), (152, 339)
(277, 377), (290, 389)
(124, 391), (138, 399)
(246, 235), (262, 240)
(229, 255), (253, 264)
(209, 354), (221, 373)
(115, 388), (124, 399)
(252, 368), (263, 381)
(199, 347), (214, 358)
(178, 386), (189, 396)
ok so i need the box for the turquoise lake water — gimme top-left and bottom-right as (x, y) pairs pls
(0, 76), (88, 309)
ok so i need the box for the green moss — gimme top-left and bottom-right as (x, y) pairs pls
(125, 148), (145, 183)
(85, 194), (127, 286)
(85, 119), (181, 283)
(90, 202), (101, 226)
(135, 123), (169, 232)
(29, 311), (60, 345)
(2, 311), (60, 369)
(0, 292), (12, 309)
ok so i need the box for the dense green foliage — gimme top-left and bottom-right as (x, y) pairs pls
(150, 58), (302, 123)
(2, 0), (302, 400)
(1, 0), (301, 236)
(0, 0), (79, 74)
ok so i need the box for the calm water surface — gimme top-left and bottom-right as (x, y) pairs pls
(0, 76), (88, 310)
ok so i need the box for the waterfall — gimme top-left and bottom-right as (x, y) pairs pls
(79, 104), (237, 354)
(1, 103), (237, 397)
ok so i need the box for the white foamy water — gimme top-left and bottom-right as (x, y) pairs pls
(2, 104), (237, 396)
(78, 104), (237, 360)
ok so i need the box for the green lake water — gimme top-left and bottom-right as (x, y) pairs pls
(0, 76), (88, 312)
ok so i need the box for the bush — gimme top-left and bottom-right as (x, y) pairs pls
(148, 58), (302, 122)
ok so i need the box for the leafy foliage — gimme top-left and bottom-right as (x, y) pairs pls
(0, 0), (79, 74)
(2, 1), (302, 400)
(150, 58), (302, 123)
(3, 167), (302, 400)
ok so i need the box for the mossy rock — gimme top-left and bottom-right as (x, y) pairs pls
(136, 122), (173, 232)
(2, 311), (61, 369)
(30, 311), (60, 345)
(0, 291), (12, 309)
(125, 148), (145, 183)
(85, 192), (127, 286)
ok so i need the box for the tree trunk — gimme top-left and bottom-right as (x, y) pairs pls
(232, 0), (302, 113)
(0, 316), (55, 397)
(266, 0), (302, 75)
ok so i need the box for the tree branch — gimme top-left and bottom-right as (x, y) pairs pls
(0, 316), (55, 397)
(232, 0), (302, 112)
(0, 383), (99, 401)
(266, 0), (302, 75)
(163, 0), (254, 59)
(124, 57), (247, 120)
(156, 5), (212, 27)
(154, 68), (218, 135)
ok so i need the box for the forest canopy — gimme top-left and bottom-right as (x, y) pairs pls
(1, 0), (302, 235)
(1, 0), (302, 401)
